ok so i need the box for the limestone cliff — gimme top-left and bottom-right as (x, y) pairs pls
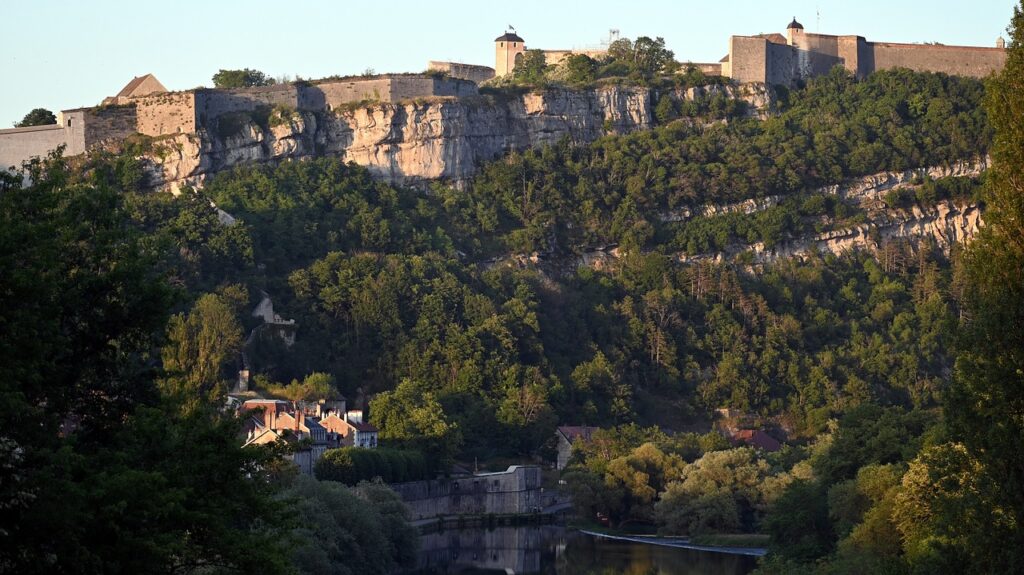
(483, 162), (988, 274)
(142, 84), (766, 192)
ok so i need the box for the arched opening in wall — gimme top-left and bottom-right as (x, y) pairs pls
(515, 52), (524, 66)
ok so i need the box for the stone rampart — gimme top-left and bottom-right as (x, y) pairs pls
(729, 36), (769, 83)
(389, 465), (543, 521)
(136, 92), (197, 136)
(83, 106), (138, 147)
(0, 124), (67, 171)
(868, 42), (1006, 78)
(428, 61), (496, 84)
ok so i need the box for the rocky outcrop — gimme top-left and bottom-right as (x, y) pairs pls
(659, 158), (988, 222)
(676, 200), (983, 265)
(142, 84), (771, 192)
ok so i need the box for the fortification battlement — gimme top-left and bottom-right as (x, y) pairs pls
(723, 17), (1007, 86)
(1, 74), (480, 169)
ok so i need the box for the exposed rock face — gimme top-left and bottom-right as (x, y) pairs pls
(691, 200), (984, 265)
(142, 84), (770, 192)
(534, 162), (985, 273)
(659, 159), (988, 222)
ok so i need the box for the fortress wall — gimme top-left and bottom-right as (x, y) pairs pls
(792, 33), (844, 78)
(729, 36), (769, 84)
(197, 86), (300, 123)
(428, 61), (496, 84)
(0, 125), (68, 172)
(868, 43), (1006, 78)
(136, 92), (196, 136)
(542, 49), (608, 67)
(689, 62), (724, 76)
(83, 106), (138, 147)
(423, 77), (478, 99)
(316, 79), (394, 109)
(838, 36), (869, 76)
(765, 41), (796, 86)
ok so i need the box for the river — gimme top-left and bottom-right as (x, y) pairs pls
(404, 525), (759, 574)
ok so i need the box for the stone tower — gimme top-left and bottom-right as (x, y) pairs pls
(786, 17), (804, 45)
(997, 36), (1006, 49)
(495, 30), (526, 77)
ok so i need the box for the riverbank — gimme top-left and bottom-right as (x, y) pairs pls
(579, 529), (769, 557)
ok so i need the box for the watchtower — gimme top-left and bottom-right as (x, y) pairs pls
(786, 17), (804, 46)
(495, 29), (526, 77)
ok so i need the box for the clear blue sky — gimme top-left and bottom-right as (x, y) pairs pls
(1, 0), (1016, 127)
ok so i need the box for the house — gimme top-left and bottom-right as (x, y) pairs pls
(319, 410), (379, 448)
(555, 426), (599, 470)
(240, 398), (341, 472)
(732, 429), (782, 452)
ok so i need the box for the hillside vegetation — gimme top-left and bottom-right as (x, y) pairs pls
(1, 11), (1021, 569)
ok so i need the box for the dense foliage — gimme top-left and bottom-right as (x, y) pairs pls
(13, 107), (56, 128)
(1, 13), (1017, 568)
(315, 447), (430, 485)
(212, 68), (277, 89)
(457, 68), (989, 256)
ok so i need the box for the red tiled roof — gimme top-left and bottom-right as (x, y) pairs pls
(733, 430), (781, 452)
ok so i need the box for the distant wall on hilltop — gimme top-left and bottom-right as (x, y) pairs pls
(428, 61), (496, 84)
(728, 28), (1006, 86)
(868, 42), (1007, 77)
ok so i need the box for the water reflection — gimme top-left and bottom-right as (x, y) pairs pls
(406, 526), (758, 575)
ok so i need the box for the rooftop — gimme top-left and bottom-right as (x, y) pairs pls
(495, 31), (525, 43)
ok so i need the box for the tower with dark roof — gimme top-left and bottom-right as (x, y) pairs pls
(786, 17), (805, 45)
(495, 29), (526, 77)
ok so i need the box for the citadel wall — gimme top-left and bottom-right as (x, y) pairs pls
(428, 61), (496, 84)
(82, 106), (138, 147)
(728, 36), (769, 83)
(0, 124), (67, 171)
(136, 92), (197, 136)
(867, 42), (1006, 78)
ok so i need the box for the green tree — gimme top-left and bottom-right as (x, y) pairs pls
(14, 107), (56, 127)
(0, 151), (294, 574)
(161, 292), (244, 407)
(370, 378), (463, 467)
(946, 4), (1024, 568)
(212, 68), (277, 88)
(564, 54), (597, 85)
(285, 475), (417, 575)
(513, 50), (548, 85)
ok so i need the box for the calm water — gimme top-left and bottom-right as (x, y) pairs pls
(406, 525), (759, 575)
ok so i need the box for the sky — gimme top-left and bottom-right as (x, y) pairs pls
(1, 0), (1017, 127)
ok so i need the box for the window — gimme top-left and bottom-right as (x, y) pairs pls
(67, 119), (72, 127)
(500, 42), (504, 47)
(513, 42), (517, 47)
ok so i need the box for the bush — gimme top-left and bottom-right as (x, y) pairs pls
(315, 447), (429, 485)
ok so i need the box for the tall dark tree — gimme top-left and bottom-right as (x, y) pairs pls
(948, 1), (1024, 567)
(0, 152), (293, 573)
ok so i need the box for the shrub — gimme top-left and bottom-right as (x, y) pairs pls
(315, 447), (429, 485)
